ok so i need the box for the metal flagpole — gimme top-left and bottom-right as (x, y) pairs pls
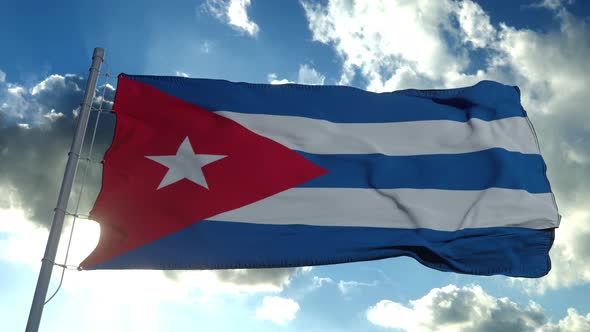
(25, 47), (105, 332)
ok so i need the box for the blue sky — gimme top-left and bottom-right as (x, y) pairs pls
(1, 0), (590, 331)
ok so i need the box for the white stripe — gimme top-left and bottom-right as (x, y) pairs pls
(208, 188), (559, 231)
(215, 111), (539, 155)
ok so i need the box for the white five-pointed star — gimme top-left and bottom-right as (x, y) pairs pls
(146, 137), (226, 190)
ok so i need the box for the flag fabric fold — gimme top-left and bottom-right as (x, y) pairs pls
(80, 74), (559, 277)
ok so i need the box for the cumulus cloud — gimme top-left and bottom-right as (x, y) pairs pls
(267, 73), (293, 85)
(297, 64), (326, 85)
(43, 109), (65, 122)
(0, 73), (113, 127)
(255, 296), (300, 324)
(206, 0), (259, 36)
(0, 121), (73, 227)
(268, 64), (326, 85)
(301, 0), (590, 291)
(366, 284), (589, 331)
(301, 0), (469, 90)
(457, 0), (496, 48)
(543, 308), (590, 332)
(1, 85), (27, 121)
(0, 72), (115, 227)
(29, 74), (85, 119)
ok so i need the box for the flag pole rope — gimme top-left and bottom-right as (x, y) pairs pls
(67, 151), (104, 164)
(91, 108), (115, 115)
(52, 207), (90, 219)
(43, 60), (112, 305)
(40, 258), (81, 270)
(79, 157), (103, 164)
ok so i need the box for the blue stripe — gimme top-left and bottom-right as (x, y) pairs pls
(296, 148), (550, 193)
(124, 74), (525, 123)
(88, 220), (554, 277)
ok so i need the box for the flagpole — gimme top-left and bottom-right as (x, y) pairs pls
(25, 47), (105, 332)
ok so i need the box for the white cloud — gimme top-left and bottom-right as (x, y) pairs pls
(490, 11), (590, 114)
(542, 308), (590, 332)
(2, 84), (29, 120)
(366, 284), (590, 331)
(94, 83), (116, 111)
(0, 69), (5, 82)
(175, 71), (190, 77)
(255, 296), (300, 324)
(44, 109), (65, 122)
(0, 207), (47, 265)
(338, 279), (377, 295)
(206, 0), (259, 36)
(297, 64), (326, 85)
(301, 0), (590, 292)
(457, 0), (496, 48)
(300, 266), (313, 273)
(301, 0), (468, 90)
(32, 74), (70, 95)
(267, 73), (293, 85)
(268, 64), (326, 85)
(0, 73), (86, 126)
(313, 276), (333, 287)
(0, 183), (98, 269)
(304, 276), (333, 293)
(532, 0), (574, 10)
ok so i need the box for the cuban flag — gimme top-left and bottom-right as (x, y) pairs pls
(80, 74), (559, 277)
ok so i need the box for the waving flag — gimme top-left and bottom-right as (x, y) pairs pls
(80, 74), (559, 277)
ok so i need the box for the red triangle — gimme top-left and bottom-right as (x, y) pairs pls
(81, 76), (328, 268)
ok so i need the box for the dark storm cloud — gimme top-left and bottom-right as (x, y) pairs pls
(0, 73), (116, 226)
